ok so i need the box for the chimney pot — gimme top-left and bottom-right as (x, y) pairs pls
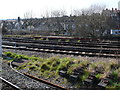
(106, 8), (108, 10)
(112, 8), (114, 11)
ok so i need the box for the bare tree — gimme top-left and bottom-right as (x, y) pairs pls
(23, 11), (34, 31)
(51, 9), (67, 17)
(73, 9), (82, 16)
(40, 10), (51, 18)
(73, 4), (107, 37)
(24, 10), (33, 19)
(81, 4), (106, 15)
(50, 9), (67, 35)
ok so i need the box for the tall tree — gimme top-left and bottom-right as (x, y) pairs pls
(73, 4), (107, 37)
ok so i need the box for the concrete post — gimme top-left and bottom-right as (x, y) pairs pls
(0, 22), (2, 90)
(0, 23), (2, 57)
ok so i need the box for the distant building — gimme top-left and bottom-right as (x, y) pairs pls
(102, 8), (120, 17)
(110, 29), (120, 35)
(102, 8), (120, 28)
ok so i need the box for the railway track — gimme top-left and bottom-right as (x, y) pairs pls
(2, 61), (66, 90)
(3, 38), (120, 48)
(3, 46), (120, 58)
(2, 37), (120, 58)
(3, 40), (120, 50)
(0, 77), (22, 90)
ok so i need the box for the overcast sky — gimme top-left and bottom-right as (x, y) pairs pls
(0, 0), (120, 19)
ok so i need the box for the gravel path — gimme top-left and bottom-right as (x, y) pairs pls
(2, 61), (57, 90)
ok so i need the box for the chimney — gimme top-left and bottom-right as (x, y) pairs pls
(18, 17), (21, 22)
(115, 8), (117, 10)
(112, 8), (114, 11)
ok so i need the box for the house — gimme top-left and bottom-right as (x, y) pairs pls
(110, 29), (120, 35)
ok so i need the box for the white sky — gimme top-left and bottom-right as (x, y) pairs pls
(0, 0), (120, 19)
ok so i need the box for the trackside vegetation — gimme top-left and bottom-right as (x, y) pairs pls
(3, 52), (120, 89)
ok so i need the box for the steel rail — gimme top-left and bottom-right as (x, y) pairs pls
(3, 40), (120, 49)
(0, 77), (22, 90)
(2, 45), (120, 58)
(2, 42), (120, 54)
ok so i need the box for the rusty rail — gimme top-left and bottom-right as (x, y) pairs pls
(23, 73), (67, 90)
(9, 61), (68, 90)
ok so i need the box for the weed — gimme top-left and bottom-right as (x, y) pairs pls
(29, 65), (36, 70)
(111, 70), (119, 81)
(39, 38), (44, 40)
(65, 39), (70, 42)
(58, 39), (61, 42)
(45, 38), (49, 41)
(4, 52), (12, 57)
(40, 63), (50, 70)
(77, 40), (81, 43)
